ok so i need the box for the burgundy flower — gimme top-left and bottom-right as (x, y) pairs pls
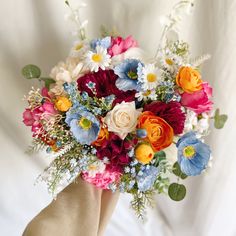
(96, 133), (136, 170)
(77, 69), (135, 105)
(144, 101), (186, 135)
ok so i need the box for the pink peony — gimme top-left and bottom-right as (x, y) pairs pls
(81, 167), (121, 189)
(181, 82), (213, 114)
(144, 101), (186, 135)
(108, 35), (138, 57)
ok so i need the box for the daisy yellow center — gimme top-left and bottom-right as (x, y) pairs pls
(183, 146), (195, 159)
(78, 117), (92, 130)
(75, 43), (83, 51)
(92, 53), (102, 63)
(89, 165), (97, 171)
(127, 70), (138, 80)
(165, 58), (174, 65)
(143, 90), (151, 96)
(147, 73), (157, 82)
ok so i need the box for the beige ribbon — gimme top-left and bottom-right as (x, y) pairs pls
(23, 176), (119, 236)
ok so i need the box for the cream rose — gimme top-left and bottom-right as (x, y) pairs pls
(104, 101), (142, 139)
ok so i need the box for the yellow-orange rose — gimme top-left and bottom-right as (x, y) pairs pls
(137, 111), (174, 152)
(176, 66), (202, 93)
(92, 126), (109, 147)
(135, 143), (154, 164)
(55, 96), (72, 112)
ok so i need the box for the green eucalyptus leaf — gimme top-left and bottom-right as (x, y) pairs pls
(173, 162), (187, 179)
(168, 183), (186, 201)
(22, 64), (41, 79)
(155, 150), (166, 160)
(39, 77), (55, 89)
(214, 108), (228, 129)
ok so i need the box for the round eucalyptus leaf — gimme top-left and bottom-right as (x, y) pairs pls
(168, 183), (186, 201)
(22, 64), (41, 79)
(173, 162), (187, 179)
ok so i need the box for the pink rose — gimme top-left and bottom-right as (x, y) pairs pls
(181, 82), (213, 114)
(108, 35), (138, 57)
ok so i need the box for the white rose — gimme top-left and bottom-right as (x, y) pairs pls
(104, 101), (142, 140)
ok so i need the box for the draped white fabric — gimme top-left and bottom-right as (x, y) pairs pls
(1, 0), (236, 235)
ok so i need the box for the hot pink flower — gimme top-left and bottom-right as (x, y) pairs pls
(108, 35), (138, 57)
(181, 82), (213, 114)
(82, 166), (121, 189)
(23, 102), (57, 133)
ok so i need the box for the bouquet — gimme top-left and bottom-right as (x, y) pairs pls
(22, 0), (227, 218)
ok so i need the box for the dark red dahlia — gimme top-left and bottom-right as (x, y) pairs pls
(144, 101), (186, 135)
(96, 133), (136, 170)
(77, 69), (135, 105)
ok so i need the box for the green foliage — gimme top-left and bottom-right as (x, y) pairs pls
(172, 162), (187, 179)
(214, 108), (228, 129)
(168, 183), (186, 201)
(39, 77), (56, 90)
(26, 138), (47, 154)
(22, 64), (41, 79)
(168, 40), (189, 57)
(22, 64), (55, 89)
(100, 25), (119, 38)
(131, 190), (155, 219)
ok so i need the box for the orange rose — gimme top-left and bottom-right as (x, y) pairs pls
(137, 111), (174, 151)
(92, 126), (109, 147)
(176, 66), (202, 93)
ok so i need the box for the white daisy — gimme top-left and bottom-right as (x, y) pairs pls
(158, 50), (182, 73)
(70, 40), (89, 58)
(85, 46), (111, 72)
(135, 89), (157, 101)
(138, 64), (160, 90)
(86, 160), (106, 178)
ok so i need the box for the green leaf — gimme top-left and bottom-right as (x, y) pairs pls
(214, 108), (228, 129)
(22, 64), (41, 79)
(155, 150), (166, 159)
(168, 183), (186, 201)
(173, 162), (187, 179)
(39, 77), (55, 89)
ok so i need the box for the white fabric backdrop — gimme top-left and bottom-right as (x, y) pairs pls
(1, 0), (236, 235)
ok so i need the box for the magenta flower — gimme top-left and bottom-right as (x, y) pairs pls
(108, 35), (138, 57)
(144, 101), (186, 135)
(23, 98), (57, 134)
(181, 82), (213, 114)
(81, 166), (121, 189)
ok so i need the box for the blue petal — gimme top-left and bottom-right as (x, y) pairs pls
(115, 78), (139, 91)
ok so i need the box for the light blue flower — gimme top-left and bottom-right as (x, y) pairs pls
(65, 104), (100, 145)
(114, 59), (142, 91)
(176, 132), (211, 176)
(90, 36), (111, 50)
(136, 166), (159, 192)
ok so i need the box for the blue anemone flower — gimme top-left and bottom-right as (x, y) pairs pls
(114, 59), (142, 91)
(176, 132), (211, 176)
(65, 104), (100, 145)
(90, 36), (111, 50)
(136, 166), (159, 192)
